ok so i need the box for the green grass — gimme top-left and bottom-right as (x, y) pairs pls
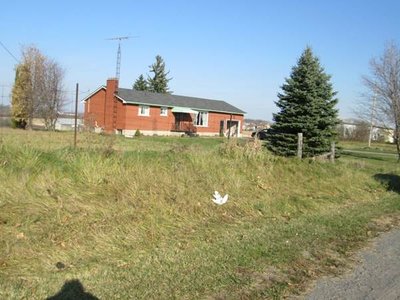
(1, 129), (400, 299)
(339, 140), (398, 154)
(339, 140), (399, 167)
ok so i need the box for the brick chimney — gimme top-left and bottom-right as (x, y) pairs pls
(104, 78), (118, 133)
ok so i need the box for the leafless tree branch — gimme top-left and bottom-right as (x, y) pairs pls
(362, 42), (400, 160)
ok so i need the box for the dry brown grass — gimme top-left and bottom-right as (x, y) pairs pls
(0, 128), (399, 299)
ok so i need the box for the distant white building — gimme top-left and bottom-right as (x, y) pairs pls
(339, 119), (394, 143)
(55, 117), (83, 131)
(32, 114), (83, 131)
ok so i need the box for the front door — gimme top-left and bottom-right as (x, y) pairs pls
(219, 120), (225, 137)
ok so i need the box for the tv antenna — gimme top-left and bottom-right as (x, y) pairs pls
(106, 35), (137, 80)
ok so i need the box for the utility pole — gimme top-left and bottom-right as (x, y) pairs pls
(0, 84), (8, 108)
(0, 84), (8, 121)
(74, 83), (79, 148)
(0, 84), (10, 133)
(0, 85), (4, 132)
(228, 114), (233, 139)
(368, 94), (376, 148)
(1, 85), (4, 109)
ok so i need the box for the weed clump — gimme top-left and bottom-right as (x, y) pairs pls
(135, 129), (142, 137)
(219, 138), (264, 160)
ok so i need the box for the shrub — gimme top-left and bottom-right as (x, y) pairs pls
(11, 118), (27, 129)
(135, 129), (142, 137)
(219, 138), (263, 159)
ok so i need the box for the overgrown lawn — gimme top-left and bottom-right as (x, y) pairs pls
(0, 129), (399, 299)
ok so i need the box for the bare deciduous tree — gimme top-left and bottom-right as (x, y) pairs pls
(337, 121), (370, 142)
(23, 46), (46, 129)
(12, 45), (65, 130)
(363, 42), (400, 160)
(41, 59), (65, 130)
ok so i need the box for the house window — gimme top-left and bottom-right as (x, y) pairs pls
(194, 111), (208, 127)
(160, 106), (168, 116)
(138, 105), (150, 116)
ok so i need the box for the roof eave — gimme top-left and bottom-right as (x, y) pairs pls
(115, 94), (127, 104)
(122, 100), (245, 115)
(80, 86), (106, 102)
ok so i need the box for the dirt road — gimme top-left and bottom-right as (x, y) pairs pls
(306, 228), (400, 299)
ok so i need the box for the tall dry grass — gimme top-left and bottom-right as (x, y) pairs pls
(0, 128), (399, 299)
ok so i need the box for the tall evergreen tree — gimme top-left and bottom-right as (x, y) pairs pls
(266, 47), (339, 157)
(133, 74), (148, 91)
(11, 63), (31, 123)
(147, 55), (171, 94)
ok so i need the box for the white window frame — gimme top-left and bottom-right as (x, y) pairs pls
(138, 105), (150, 116)
(160, 106), (168, 116)
(194, 111), (208, 127)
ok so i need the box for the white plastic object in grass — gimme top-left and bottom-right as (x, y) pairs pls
(212, 191), (228, 205)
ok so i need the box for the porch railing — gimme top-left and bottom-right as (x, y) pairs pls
(171, 122), (197, 133)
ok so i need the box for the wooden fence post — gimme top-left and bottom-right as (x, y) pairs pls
(297, 133), (303, 159)
(330, 141), (335, 163)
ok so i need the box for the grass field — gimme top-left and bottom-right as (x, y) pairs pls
(340, 140), (399, 154)
(1, 129), (400, 299)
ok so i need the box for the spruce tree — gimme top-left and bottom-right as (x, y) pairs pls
(266, 47), (339, 157)
(133, 74), (148, 91)
(147, 55), (171, 94)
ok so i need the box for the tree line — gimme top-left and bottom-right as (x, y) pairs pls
(9, 42), (400, 160)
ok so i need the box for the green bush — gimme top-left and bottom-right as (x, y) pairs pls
(134, 129), (142, 137)
(11, 118), (27, 129)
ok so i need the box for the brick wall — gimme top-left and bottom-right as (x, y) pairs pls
(115, 95), (126, 130)
(195, 112), (244, 135)
(124, 105), (175, 131)
(84, 79), (244, 135)
(84, 88), (106, 128)
(123, 105), (243, 135)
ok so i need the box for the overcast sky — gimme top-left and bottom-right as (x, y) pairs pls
(1, 0), (400, 120)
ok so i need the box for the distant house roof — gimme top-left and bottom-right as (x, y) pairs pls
(82, 86), (245, 115)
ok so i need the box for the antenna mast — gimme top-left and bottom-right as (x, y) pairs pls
(106, 36), (132, 80)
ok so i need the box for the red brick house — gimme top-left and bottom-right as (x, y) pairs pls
(83, 78), (245, 137)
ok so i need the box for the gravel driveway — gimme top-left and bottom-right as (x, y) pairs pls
(305, 228), (400, 299)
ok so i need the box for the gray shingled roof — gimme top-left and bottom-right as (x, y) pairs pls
(116, 88), (245, 115)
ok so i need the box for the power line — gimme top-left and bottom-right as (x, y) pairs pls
(0, 41), (19, 63)
(0, 85), (11, 106)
